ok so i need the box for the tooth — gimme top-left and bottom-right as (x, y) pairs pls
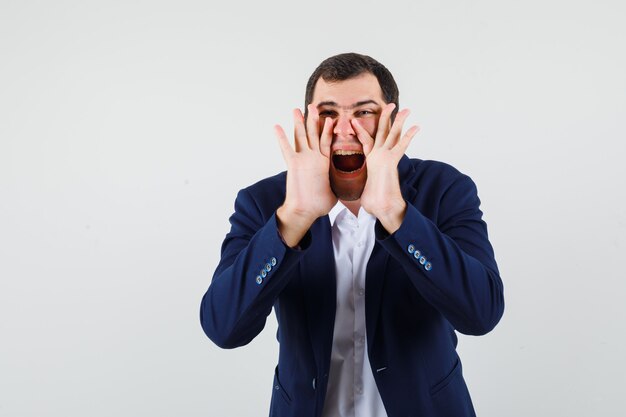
(334, 150), (363, 156)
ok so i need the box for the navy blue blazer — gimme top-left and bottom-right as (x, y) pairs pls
(200, 156), (504, 417)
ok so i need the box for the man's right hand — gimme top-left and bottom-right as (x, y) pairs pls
(274, 105), (337, 248)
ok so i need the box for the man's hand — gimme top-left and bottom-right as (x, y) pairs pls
(275, 105), (337, 247)
(352, 103), (420, 234)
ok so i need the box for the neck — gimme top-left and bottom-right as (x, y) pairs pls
(341, 199), (361, 217)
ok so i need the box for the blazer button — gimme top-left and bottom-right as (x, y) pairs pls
(407, 244), (415, 254)
(265, 263), (272, 272)
(425, 262), (432, 271)
(419, 256), (427, 265)
(256, 276), (263, 284)
(413, 250), (421, 259)
(271, 257), (277, 266)
(260, 269), (267, 278)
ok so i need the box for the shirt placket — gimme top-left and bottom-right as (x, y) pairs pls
(352, 215), (366, 405)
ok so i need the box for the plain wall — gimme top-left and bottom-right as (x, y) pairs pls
(1, 0), (625, 416)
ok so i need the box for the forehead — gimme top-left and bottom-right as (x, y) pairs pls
(312, 72), (385, 105)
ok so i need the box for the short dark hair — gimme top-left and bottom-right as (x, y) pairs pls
(304, 52), (399, 120)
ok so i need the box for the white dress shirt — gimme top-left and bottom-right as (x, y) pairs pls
(321, 202), (388, 417)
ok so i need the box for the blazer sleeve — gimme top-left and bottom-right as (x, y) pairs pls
(200, 187), (310, 348)
(375, 174), (504, 335)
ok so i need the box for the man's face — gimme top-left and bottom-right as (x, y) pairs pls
(311, 72), (386, 202)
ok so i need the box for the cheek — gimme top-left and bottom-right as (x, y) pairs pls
(360, 118), (378, 137)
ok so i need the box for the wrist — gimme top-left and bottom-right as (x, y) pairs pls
(374, 199), (406, 234)
(277, 203), (318, 227)
(276, 204), (316, 248)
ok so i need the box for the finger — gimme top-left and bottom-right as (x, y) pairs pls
(351, 119), (375, 156)
(274, 124), (294, 161)
(395, 124), (420, 155)
(374, 103), (396, 148)
(385, 109), (411, 149)
(293, 108), (308, 152)
(306, 104), (320, 151)
(319, 116), (333, 158)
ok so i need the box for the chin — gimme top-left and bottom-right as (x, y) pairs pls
(330, 181), (365, 201)
(329, 163), (367, 202)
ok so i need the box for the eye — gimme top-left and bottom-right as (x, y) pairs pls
(356, 110), (375, 117)
(319, 110), (337, 117)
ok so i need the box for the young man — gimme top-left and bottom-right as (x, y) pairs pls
(200, 53), (504, 417)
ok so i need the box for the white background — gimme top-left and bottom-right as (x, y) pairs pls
(1, 0), (625, 416)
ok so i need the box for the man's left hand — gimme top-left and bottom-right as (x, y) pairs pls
(352, 103), (420, 233)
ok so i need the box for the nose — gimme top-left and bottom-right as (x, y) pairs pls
(333, 115), (355, 137)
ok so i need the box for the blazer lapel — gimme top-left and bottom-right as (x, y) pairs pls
(365, 242), (389, 347)
(302, 216), (336, 372)
(366, 155), (418, 346)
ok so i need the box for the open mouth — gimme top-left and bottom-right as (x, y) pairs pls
(332, 150), (365, 173)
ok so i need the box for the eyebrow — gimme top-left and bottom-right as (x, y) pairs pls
(316, 100), (381, 109)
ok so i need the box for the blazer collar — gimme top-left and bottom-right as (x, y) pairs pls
(398, 154), (418, 203)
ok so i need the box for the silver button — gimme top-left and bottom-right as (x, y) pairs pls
(413, 250), (421, 259)
(312, 378), (316, 390)
(271, 257), (277, 266)
(260, 269), (267, 278)
(419, 256), (426, 265)
(256, 276), (263, 284)
(265, 263), (272, 272)
(425, 262), (432, 271)
(407, 244), (415, 254)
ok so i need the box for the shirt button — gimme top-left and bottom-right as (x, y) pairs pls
(359, 336), (365, 344)
(357, 241), (363, 247)
(358, 288), (365, 296)
(356, 386), (363, 395)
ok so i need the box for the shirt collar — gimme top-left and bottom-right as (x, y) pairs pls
(328, 201), (347, 227)
(328, 201), (376, 227)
